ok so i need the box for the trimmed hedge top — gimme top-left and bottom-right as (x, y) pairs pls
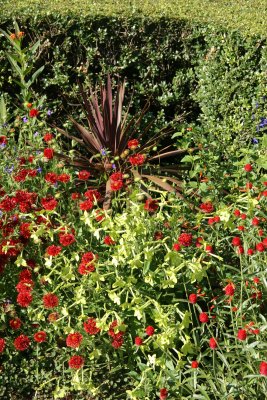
(1, 0), (267, 37)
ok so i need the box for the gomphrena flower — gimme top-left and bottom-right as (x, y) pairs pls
(134, 336), (143, 346)
(191, 360), (199, 369)
(159, 388), (168, 400)
(145, 326), (155, 336)
(259, 361), (267, 376)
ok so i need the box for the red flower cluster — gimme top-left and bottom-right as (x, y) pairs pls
(14, 334), (30, 351)
(41, 196), (58, 211)
(68, 355), (85, 369)
(78, 170), (90, 180)
(66, 332), (83, 348)
(78, 251), (96, 275)
(43, 148), (54, 159)
(200, 202), (214, 213)
(178, 232), (192, 247)
(108, 321), (125, 348)
(128, 139), (139, 150)
(83, 318), (101, 335)
(59, 233), (75, 247)
(43, 293), (59, 309)
(0, 338), (6, 353)
(34, 331), (47, 343)
(129, 154), (146, 166)
(46, 245), (62, 257)
(9, 318), (22, 330)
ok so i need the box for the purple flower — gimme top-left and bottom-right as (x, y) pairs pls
(100, 148), (107, 156)
(47, 109), (52, 116)
(34, 131), (39, 137)
(23, 117), (28, 123)
(37, 167), (42, 173)
(112, 164), (116, 169)
(252, 138), (259, 144)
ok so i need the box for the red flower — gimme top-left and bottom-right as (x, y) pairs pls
(44, 133), (53, 142)
(256, 243), (265, 252)
(84, 189), (101, 201)
(17, 292), (33, 307)
(14, 334), (30, 351)
(43, 148), (54, 159)
(234, 209), (241, 217)
(111, 337), (124, 348)
(178, 233), (192, 247)
(189, 294), (198, 304)
(128, 139), (139, 150)
(145, 326), (155, 336)
(0, 136), (7, 145)
(154, 231), (164, 241)
(237, 245), (244, 254)
(29, 108), (39, 118)
(45, 172), (58, 184)
(59, 233), (75, 247)
(34, 331), (47, 343)
(199, 312), (209, 323)
(191, 360), (199, 368)
(110, 180), (123, 191)
(129, 154), (146, 166)
(0, 338), (6, 353)
(144, 199), (159, 212)
(66, 332), (83, 348)
(237, 329), (247, 341)
(205, 245), (213, 253)
(9, 318), (22, 330)
(79, 200), (94, 210)
(110, 172), (124, 181)
(224, 283), (235, 296)
(247, 248), (254, 256)
(244, 164), (253, 172)
(232, 237), (241, 246)
(78, 170), (90, 180)
(200, 202), (214, 213)
(43, 293), (59, 309)
(41, 197), (58, 211)
(252, 217), (260, 226)
(71, 192), (81, 200)
(46, 245), (62, 256)
(68, 355), (84, 369)
(237, 225), (245, 231)
(240, 213), (247, 220)
(78, 252), (96, 275)
(160, 388), (168, 400)
(83, 318), (100, 335)
(134, 336), (143, 346)
(104, 235), (116, 245)
(173, 242), (181, 251)
(57, 173), (70, 183)
(259, 361), (267, 376)
(209, 337), (218, 349)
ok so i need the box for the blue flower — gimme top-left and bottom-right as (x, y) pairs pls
(100, 148), (107, 156)
(252, 138), (259, 144)
(37, 167), (42, 173)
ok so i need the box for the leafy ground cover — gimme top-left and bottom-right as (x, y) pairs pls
(0, 16), (267, 400)
(1, 0), (267, 36)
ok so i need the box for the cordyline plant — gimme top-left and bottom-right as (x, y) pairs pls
(56, 75), (190, 208)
